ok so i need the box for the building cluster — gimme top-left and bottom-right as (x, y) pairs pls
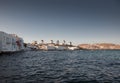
(27, 40), (79, 51)
(0, 31), (24, 53)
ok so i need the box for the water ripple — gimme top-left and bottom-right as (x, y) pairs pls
(0, 50), (120, 83)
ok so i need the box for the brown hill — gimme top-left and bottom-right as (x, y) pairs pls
(79, 43), (120, 50)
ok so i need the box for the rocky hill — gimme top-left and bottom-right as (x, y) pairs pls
(79, 43), (120, 50)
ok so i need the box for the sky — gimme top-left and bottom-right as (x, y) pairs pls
(0, 0), (120, 44)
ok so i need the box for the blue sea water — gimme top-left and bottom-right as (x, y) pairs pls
(0, 50), (120, 83)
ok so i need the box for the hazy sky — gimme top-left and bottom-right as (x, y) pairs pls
(0, 0), (120, 44)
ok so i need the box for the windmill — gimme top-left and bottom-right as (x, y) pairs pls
(41, 40), (44, 44)
(56, 40), (59, 45)
(70, 41), (72, 46)
(63, 40), (66, 45)
(51, 40), (53, 44)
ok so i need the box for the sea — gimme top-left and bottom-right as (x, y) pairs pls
(0, 50), (120, 83)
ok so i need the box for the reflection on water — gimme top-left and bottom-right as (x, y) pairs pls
(0, 50), (120, 83)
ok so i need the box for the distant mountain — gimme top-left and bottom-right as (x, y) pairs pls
(79, 43), (120, 50)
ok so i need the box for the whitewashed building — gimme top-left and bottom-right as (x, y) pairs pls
(0, 31), (24, 53)
(55, 45), (67, 50)
(67, 46), (78, 50)
(0, 31), (11, 52)
(39, 44), (56, 51)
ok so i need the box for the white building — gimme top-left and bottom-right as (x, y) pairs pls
(0, 31), (24, 53)
(67, 46), (78, 50)
(0, 31), (12, 52)
(39, 44), (56, 51)
(55, 45), (67, 50)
